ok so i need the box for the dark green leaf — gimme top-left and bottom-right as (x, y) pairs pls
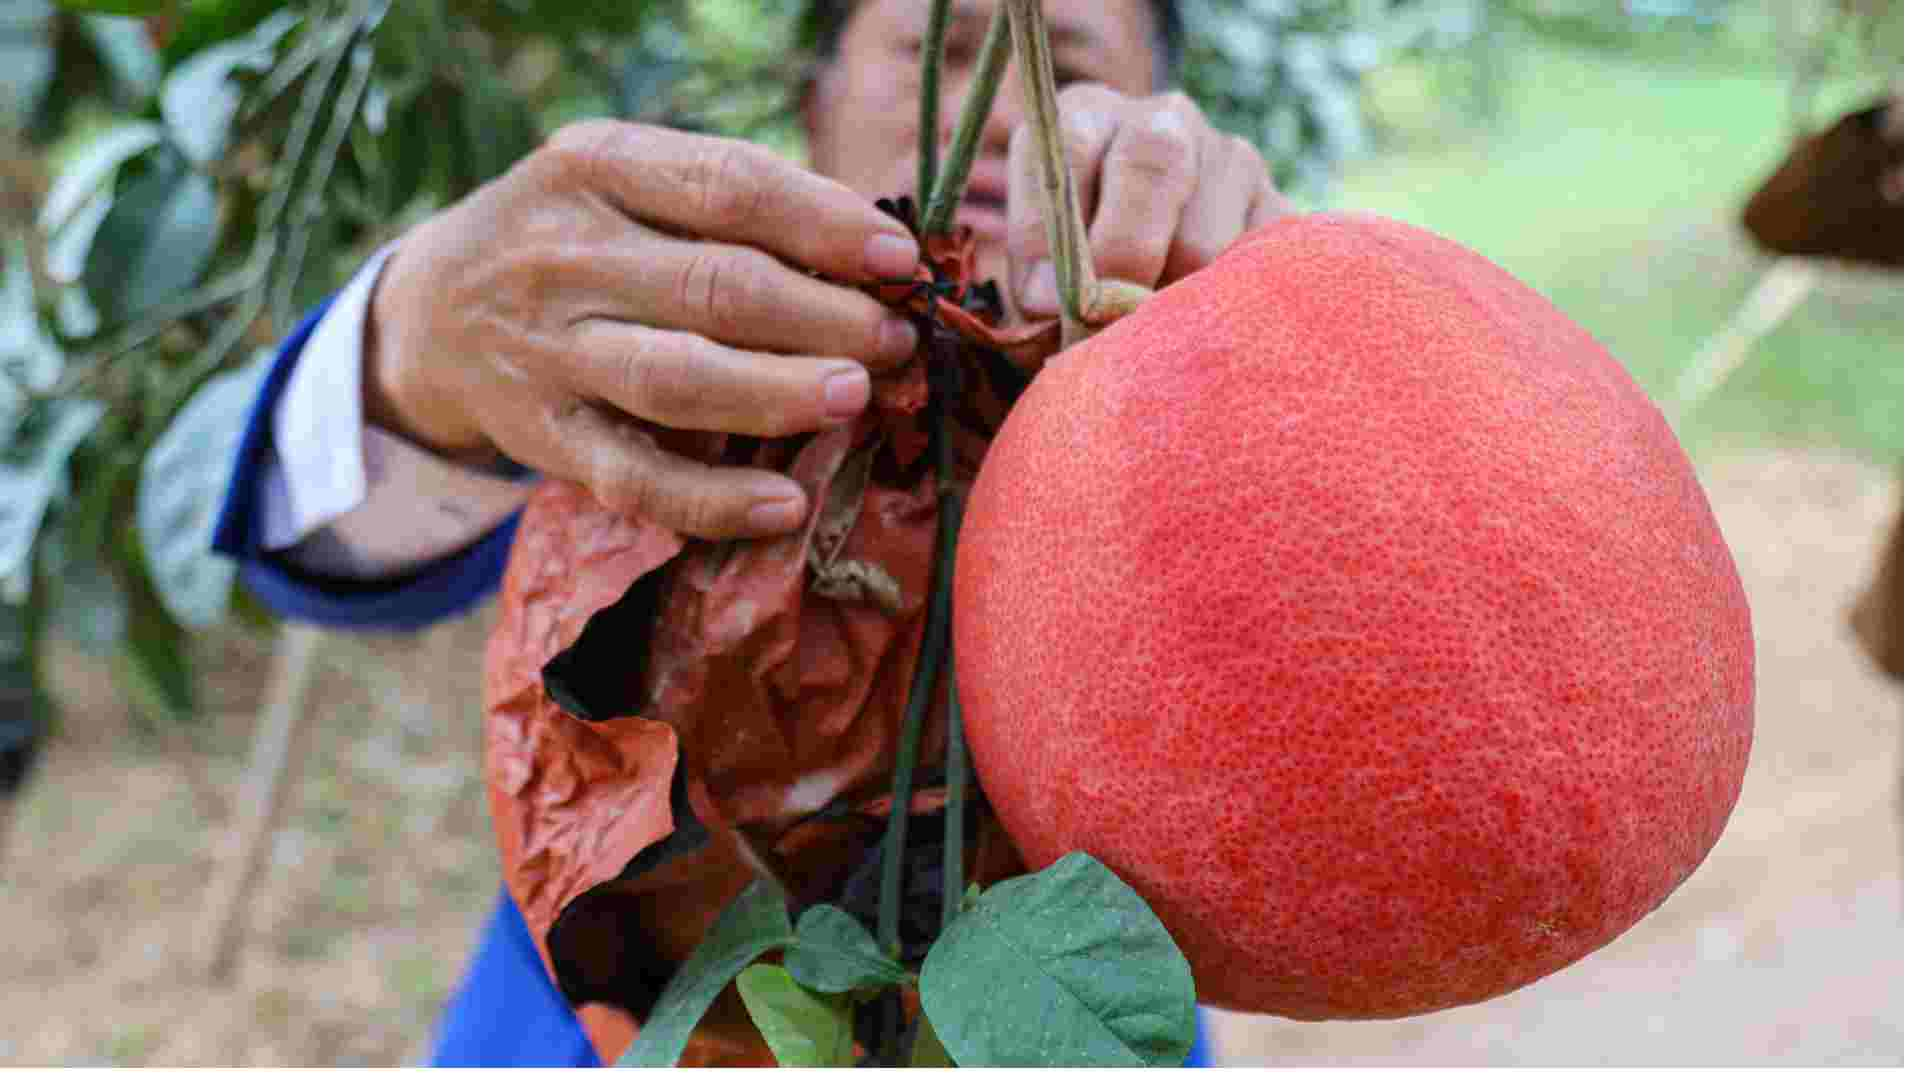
(78, 14), (161, 99)
(0, 1), (59, 132)
(81, 145), (219, 322)
(0, 595), (49, 797)
(116, 592), (193, 725)
(52, 0), (168, 15)
(786, 904), (912, 995)
(39, 517), (127, 654)
(735, 964), (856, 1068)
(136, 350), (268, 628)
(0, 398), (105, 604)
(919, 852), (1196, 1068)
(615, 878), (795, 1068)
(159, 0), (286, 67)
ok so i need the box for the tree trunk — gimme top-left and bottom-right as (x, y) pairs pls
(192, 623), (325, 982)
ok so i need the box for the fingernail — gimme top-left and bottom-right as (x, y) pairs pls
(865, 232), (921, 279)
(747, 475), (806, 533)
(823, 365), (870, 420)
(880, 316), (919, 360)
(748, 492), (807, 533)
(1023, 262), (1060, 315)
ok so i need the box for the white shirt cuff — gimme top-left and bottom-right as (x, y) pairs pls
(259, 245), (534, 581)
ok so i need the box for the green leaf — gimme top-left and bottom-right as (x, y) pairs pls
(39, 517), (127, 654)
(81, 145), (219, 322)
(734, 964), (856, 1068)
(908, 1017), (955, 1068)
(45, 190), (113, 286)
(918, 852), (1196, 1068)
(0, 1), (58, 132)
(78, 14), (161, 99)
(54, 286), (100, 339)
(53, 0), (169, 14)
(159, 24), (283, 165)
(116, 592), (193, 725)
(136, 350), (267, 628)
(0, 398), (105, 604)
(786, 904), (912, 995)
(1, 236), (63, 404)
(159, 0), (287, 67)
(615, 878), (795, 1068)
(40, 121), (165, 235)
(0, 593), (49, 797)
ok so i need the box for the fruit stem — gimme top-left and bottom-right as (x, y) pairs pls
(923, 6), (1012, 236)
(916, 0), (954, 212)
(875, 342), (961, 969)
(941, 676), (969, 929)
(1006, 0), (1099, 346)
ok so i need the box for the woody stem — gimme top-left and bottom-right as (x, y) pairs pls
(916, 0), (953, 211)
(923, 5), (1012, 235)
(1006, 0), (1099, 346)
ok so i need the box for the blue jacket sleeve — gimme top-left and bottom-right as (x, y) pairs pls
(210, 297), (522, 634)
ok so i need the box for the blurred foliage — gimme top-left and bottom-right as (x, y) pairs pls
(0, 0), (1893, 785)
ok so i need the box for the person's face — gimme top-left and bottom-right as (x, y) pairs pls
(805, 0), (1159, 291)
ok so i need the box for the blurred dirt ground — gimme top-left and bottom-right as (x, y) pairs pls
(0, 446), (1903, 1066)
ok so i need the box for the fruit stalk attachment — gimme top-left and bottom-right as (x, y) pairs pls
(1006, 0), (1100, 346)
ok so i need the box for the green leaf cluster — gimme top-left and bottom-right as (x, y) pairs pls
(616, 852), (1193, 1068)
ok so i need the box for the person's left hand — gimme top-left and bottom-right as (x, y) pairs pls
(1005, 85), (1295, 320)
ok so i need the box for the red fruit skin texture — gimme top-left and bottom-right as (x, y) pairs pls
(952, 212), (1756, 1020)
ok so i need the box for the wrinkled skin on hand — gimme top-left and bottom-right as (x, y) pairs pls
(485, 220), (1038, 1065)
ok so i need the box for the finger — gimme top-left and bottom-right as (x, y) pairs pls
(544, 120), (922, 283)
(511, 398), (810, 540)
(1161, 134), (1259, 282)
(1086, 102), (1202, 290)
(598, 234), (919, 370)
(1007, 86), (1118, 318)
(1247, 181), (1298, 230)
(567, 319), (874, 438)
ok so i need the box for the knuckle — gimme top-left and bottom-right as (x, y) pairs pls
(1229, 135), (1267, 172)
(642, 464), (724, 536)
(540, 119), (627, 183)
(679, 476), (737, 537)
(1157, 91), (1205, 122)
(674, 247), (757, 327)
(1116, 122), (1193, 184)
(592, 464), (650, 518)
(591, 443), (665, 519)
(622, 332), (707, 421)
(694, 141), (776, 230)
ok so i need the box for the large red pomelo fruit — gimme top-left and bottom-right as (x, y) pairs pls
(951, 212), (1755, 1020)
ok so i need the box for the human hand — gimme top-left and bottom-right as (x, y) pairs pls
(1004, 85), (1294, 319)
(362, 120), (925, 540)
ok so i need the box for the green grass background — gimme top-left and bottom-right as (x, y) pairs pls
(1321, 14), (1903, 470)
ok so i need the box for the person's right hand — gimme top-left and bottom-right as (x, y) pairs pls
(361, 119), (925, 540)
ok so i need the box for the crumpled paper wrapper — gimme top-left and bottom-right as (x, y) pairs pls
(484, 219), (1047, 1065)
